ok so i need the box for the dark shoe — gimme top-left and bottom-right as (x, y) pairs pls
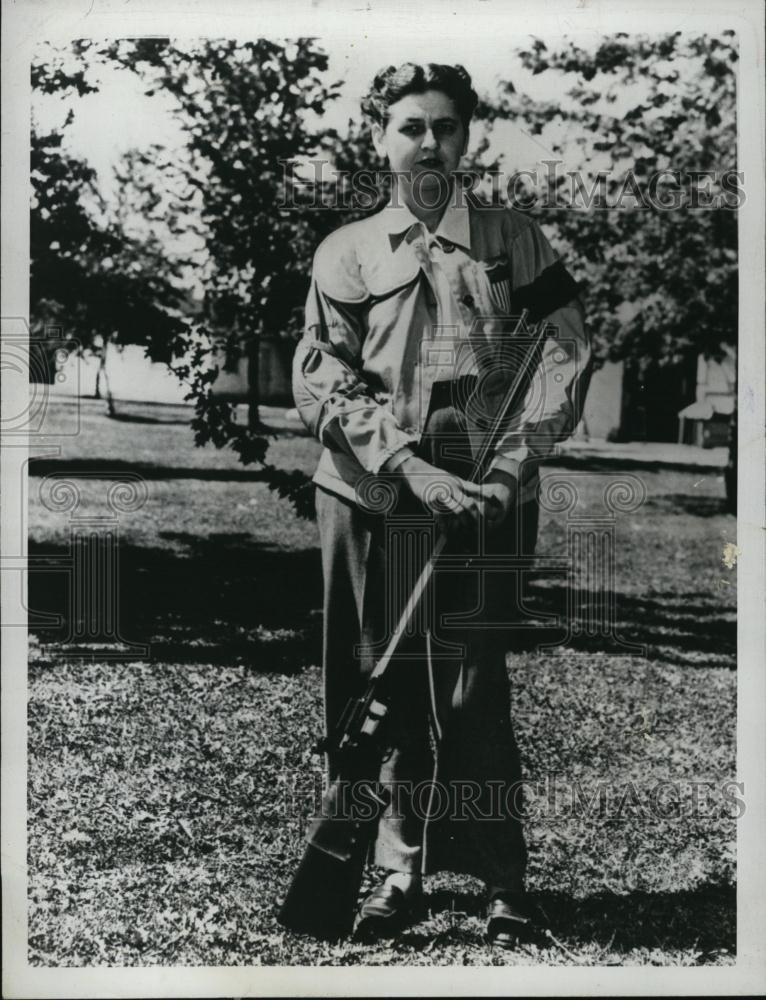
(353, 882), (423, 941)
(486, 891), (535, 950)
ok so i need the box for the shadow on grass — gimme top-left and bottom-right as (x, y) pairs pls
(517, 581), (735, 669)
(405, 883), (735, 957)
(28, 531), (734, 671)
(28, 533), (324, 673)
(644, 494), (730, 518)
(29, 457), (280, 483)
(105, 413), (191, 426)
(549, 454), (728, 476)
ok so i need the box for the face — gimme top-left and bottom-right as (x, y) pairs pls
(371, 89), (468, 201)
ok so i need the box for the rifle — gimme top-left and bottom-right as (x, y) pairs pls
(277, 310), (549, 940)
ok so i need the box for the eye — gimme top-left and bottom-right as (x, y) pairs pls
(400, 124), (422, 136)
(435, 123), (458, 136)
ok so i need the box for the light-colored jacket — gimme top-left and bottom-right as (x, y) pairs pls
(293, 195), (593, 508)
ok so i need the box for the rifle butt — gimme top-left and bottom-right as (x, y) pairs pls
(276, 840), (367, 940)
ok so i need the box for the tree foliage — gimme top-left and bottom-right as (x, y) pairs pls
(31, 45), (189, 363)
(95, 38), (352, 513)
(480, 32), (738, 372)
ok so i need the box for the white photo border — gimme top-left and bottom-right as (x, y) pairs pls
(2, 0), (764, 996)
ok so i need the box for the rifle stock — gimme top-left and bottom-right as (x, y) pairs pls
(277, 751), (389, 939)
(277, 682), (393, 939)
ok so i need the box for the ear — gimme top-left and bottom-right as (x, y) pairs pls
(371, 121), (387, 159)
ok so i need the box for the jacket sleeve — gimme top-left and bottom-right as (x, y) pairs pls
(487, 216), (593, 484)
(292, 229), (419, 475)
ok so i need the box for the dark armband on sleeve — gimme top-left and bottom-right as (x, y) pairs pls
(514, 260), (584, 323)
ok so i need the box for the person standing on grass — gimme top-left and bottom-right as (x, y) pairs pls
(292, 62), (592, 946)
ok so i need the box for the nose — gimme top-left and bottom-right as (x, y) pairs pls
(421, 127), (438, 151)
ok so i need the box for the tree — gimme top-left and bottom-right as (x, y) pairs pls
(480, 32), (738, 371)
(31, 44), (190, 413)
(97, 38), (350, 513)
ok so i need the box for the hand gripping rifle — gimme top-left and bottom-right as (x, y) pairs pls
(277, 309), (550, 940)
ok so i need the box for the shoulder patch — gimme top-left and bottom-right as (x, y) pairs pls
(312, 223), (370, 304)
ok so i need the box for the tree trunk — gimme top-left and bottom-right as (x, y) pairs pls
(97, 336), (117, 417)
(94, 346), (103, 400)
(247, 335), (260, 430)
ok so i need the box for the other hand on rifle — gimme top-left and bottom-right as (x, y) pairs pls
(392, 455), (516, 534)
(479, 468), (519, 528)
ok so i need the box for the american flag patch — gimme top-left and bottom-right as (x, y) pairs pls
(481, 258), (513, 316)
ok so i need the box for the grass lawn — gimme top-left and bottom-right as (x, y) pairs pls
(26, 397), (737, 966)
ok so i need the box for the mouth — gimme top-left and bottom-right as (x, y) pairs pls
(417, 157), (443, 169)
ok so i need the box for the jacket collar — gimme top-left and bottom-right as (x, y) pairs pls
(378, 196), (471, 254)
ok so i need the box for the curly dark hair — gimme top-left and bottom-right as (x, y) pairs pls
(360, 62), (479, 130)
